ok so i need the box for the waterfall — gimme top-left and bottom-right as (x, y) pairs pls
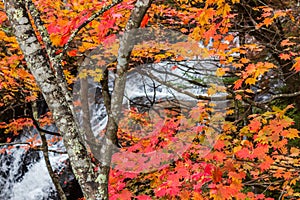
(0, 127), (68, 200)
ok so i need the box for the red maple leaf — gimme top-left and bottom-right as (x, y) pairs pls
(249, 119), (261, 132)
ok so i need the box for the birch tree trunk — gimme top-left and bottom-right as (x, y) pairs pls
(3, 0), (152, 199)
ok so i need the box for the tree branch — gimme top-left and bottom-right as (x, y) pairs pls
(0, 142), (31, 146)
(106, 0), (153, 145)
(32, 101), (67, 200)
(260, 91), (300, 104)
(57, 0), (123, 60)
(138, 67), (230, 101)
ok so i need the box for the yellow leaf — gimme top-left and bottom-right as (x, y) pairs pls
(226, 109), (234, 115)
(290, 147), (300, 157)
(78, 70), (87, 79)
(286, 128), (299, 139)
(50, 34), (62, 47)
(245, 78), (256, 85)
(216, 68), (226, 76)
(245, 89), (254, 94)
(207, 87), (216, 96)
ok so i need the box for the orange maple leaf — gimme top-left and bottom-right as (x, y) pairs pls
(259, 156), (273, 171)
(249, 119), (261, 132)
(234, 79), (243, 90)
(239, 57), (250, 64)
(281, 39), (296, 46)
(263, 17), (273, 27)
(292, 57), (300, 72)
(279, 53), (290, 60)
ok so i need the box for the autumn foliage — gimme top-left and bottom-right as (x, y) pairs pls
(1, 0), (300, 199)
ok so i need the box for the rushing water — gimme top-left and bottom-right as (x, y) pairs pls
(0, 126), (68, 200)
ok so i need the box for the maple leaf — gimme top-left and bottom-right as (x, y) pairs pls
(249, 119), (261, 132)
(175, 55), (184, 61)
(263, 17), (273, 27)
(253, 145), (268, 159)
(171, 65), (178, 70)
(235, 147), (251, 159)
(212, 167), (222, 183)
(282, 171), (292, 180)
(216, 67), (226, 76)
(290, 147), (300, 157)
(6, 137), (11, 143)
(235, 94), (242, 100)
(279, 53), (291, 60)
(47, 24), (61, 34)
(281, 39), (296, 46)
(25, 95), (37, 102)
(214, 140), (225, 150)
(245, 77), (256, 85)
(282, 128), (299, 139)
(239, 57), (250, 64)
(259, 156), (273, 171)
(180, 28), (189, 33)
(292, 57), (300, 72)
(117, 189), (132, 200)
(155, 187), (167, 197)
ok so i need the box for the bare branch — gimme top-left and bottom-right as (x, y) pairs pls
(260, 91), (300, 104)
(31, 101), (67, 200)
(0, 142), (31, 146)
(138, 68), (230, 101)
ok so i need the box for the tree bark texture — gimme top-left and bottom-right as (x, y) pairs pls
(4, 0), (152, 199)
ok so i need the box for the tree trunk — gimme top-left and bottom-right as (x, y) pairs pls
(4, 0), (152, 199)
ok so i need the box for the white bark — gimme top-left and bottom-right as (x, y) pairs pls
(4, 0), (153, 199)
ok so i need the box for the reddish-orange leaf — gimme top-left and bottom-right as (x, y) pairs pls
(249, 119), (261, 132)
(117, 190), (132, 200)
(171, 65), (178, 70)
(239, 57), (250, 64)
(282, 171), (292, 180)
(233, 79), (243, 89)
(212, 167), (222, 183)
(281, 39), (296, 46)
(279, 53), (291, 60)
(259, 156), (273, 171)
(140, 14), (149, 28)
(235, 94), (242, 100)
(292, 57), (300, 72)
(263, 17), (273, 27)
(175, 55), (184, 61)
(235, 147), (251, 159)
(67, 49), (78, 57)
(135, 194), (152, 200)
